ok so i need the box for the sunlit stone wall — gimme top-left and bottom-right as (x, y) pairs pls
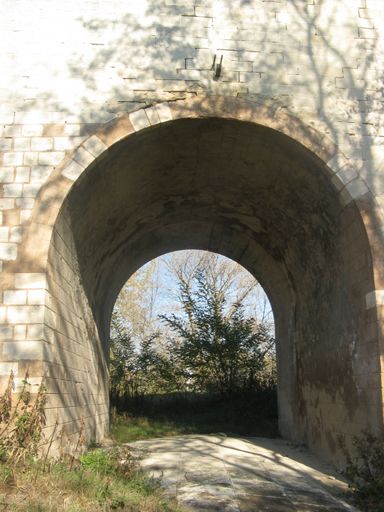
(0, 0), (384, 465)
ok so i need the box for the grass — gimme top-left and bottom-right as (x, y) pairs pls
(0, 372), (181, 512)
(110, 390), (279, 443)
(0, 372), (277, 511)
(111, 415), (192, 443)
(0, 448), (181, 511)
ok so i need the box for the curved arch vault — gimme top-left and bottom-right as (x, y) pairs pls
(8, 98), (383, 467)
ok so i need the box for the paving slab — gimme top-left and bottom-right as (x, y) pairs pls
(126, 435), (360, 512)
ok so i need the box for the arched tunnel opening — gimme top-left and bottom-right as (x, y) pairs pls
(46, 116), (377, 466)
(108, 249), (277, 439)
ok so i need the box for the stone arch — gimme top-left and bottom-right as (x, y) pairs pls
(9, 96), (384, 467)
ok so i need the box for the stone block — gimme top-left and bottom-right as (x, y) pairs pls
(222, 60), (253, 73)
(27, 324), (44, 340)
(13, 377), (42, 393)
(31, 165), (54, 183)
(4, 126), (21, 138)
(293, 96), (320, 109)
(336, 165), (359, 185)
(3, 153), (23, 166)
(7, 306), (44, 324)
(22, 125), (43, 137)
(4, 291), (27, 305)
(10, 227), (22, 244)
(0, 113), (14, 124)
(129, 109), (151, 131)
(38, 152), (65, 166)
(15, 273), (46, 289)
(28, 290), (46, 305)
(61, 159), (84, 181)
(346, 178), (370, 199)
(155, 102), (173, 123)
(0, 228), (8, 242)
(14, 325), (26, 340)
(359, 8), (384, 19)
(28, 222), (53, 242)
(124, 78), (157, 91)
(24, 152), (38, 165)
(359, 28), (380, 38)
(83, 136), (108, 158)
(14, 138), (30, 151)
(31, 138), (53, 151)
(156, 79), (187, 92)
(0, 243), (17, 260)
(3, 341), (44, 361)
(239, 72), (261, 85)
(145, 107), (161, 125)
(54, 137), (86, 150)
(15, 167), (30, 183)
(72, 147), (94, 168)
(0, 139), (12, 151)
(339, 186), (353, 206)
(0, 199), (15, 210)
(177, 69), (203, 80)
(0, 326), (12, 341)
(64, 125), (81, 136)
(0, 168), (15, 183)
(15, 112), (69, 124)
(326, 153), (350, 174)
(0, 362), (18, 375)
(16, 198), (35, 208)
(20, 210), (31, 224)
(3, 185), (23, 198)
(362, 146), (384, 161)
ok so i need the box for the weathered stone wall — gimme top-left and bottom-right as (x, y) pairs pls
(0, 0), (384, 466)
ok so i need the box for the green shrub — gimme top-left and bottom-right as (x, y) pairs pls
(79, 446), (137, 479)
(343, 429), (384, 512)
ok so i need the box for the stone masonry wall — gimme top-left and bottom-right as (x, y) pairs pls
(1, 0), (384, 463)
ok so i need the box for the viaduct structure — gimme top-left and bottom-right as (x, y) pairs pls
(1, 0), (384, 467)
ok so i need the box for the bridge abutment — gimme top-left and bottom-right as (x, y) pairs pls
(1, 0), (384, 467)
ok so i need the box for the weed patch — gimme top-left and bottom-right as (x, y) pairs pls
(0, 372), (180, 511)
(0, 454), (179, 511)
(342, 429), (384, 512)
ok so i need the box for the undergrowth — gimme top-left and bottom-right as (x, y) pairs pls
(0, 370), (46, 465)
(0, 371), (180, 511)
(342, 429), (384, 512)
(110, 388), (279, 443)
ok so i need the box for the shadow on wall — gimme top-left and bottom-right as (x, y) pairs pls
(9, 0), (384, 246)
(4, 0), (384, 460)
(9, 1), (381, 158)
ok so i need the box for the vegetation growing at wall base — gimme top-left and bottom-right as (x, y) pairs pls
(342, 429), (384, 512)
(0, 372), (180, 512)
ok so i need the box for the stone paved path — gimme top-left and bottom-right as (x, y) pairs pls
(127, 435), (360, 512)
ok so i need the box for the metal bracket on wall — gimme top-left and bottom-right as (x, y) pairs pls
(212, 55), (223, 78)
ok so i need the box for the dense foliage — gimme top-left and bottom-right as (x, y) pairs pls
(159, 267), (275, 396)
